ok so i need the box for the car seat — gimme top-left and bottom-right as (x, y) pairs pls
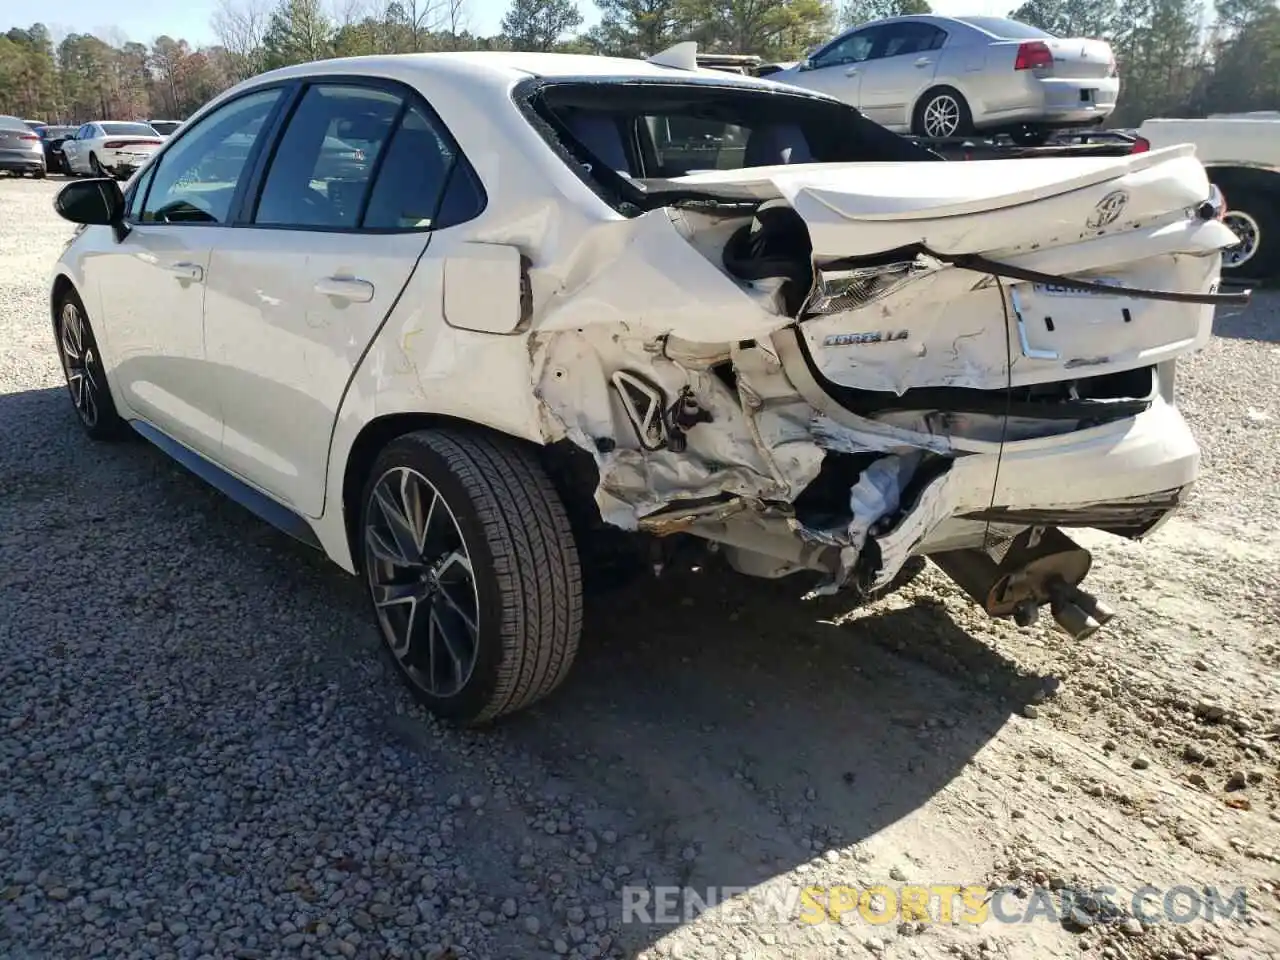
(743, 124), (813, 167)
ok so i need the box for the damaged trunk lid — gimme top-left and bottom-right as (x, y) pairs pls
(698, 144), (1239, 395)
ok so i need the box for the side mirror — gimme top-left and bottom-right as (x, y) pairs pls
(55, 177), (125, 222)
(54, 178), (130, 241)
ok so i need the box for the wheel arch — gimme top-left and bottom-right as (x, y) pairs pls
(337, 413), (599, 577)
(911, 83), (972, 135)
(50, 271), (76, 333)
(1204, 163), (1280, 195)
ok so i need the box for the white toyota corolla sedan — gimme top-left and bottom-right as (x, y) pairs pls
(48, 46), (1244, 724)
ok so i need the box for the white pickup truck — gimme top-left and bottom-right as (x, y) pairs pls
(1139, 112), (1280, 279)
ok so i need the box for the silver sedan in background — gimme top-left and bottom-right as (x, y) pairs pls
(0, 114), (46, 177)
(766, 15), (1119, 142)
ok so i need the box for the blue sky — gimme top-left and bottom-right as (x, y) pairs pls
(4, 0), (1011, 50)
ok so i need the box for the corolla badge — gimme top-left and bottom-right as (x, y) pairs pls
(1087, 190), (1129, 229)
(823, 330), (909, 346)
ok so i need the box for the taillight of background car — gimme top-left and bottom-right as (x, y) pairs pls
(102, 140), (156, 149)
(1014, 41), (1054, 71)
(1130, 136), (1151, 154)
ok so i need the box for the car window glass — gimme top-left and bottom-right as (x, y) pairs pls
(361, 103), (470, 230)
(141, 87), (283, 225)
(127, 165), (157, 220)
(812, 28), (878, 68)
(882, 23), (946, 57)
(645, 115), (750, 174)
(102, 122), (157, 137)
(254, 84), (402, 230)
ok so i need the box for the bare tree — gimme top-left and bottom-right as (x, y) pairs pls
(211, 0), (271, 78)
(441, 0), (472, 47)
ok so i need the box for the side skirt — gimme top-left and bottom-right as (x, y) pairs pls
(129, 420), (323, 551)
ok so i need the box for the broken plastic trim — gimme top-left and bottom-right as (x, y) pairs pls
(801, 256), (938, 316)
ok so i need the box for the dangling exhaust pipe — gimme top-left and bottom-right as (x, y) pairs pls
(930, 527), (1118, 640)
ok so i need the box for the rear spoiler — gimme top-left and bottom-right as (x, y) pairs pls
(907, 130), (1151, 161)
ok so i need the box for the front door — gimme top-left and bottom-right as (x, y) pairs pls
(789, 26), (882, 107)
(857, 22), (946, 129)
(61, 125), (92, 174)
(89, 86), (288, 457)
(204, 82), (476, 517)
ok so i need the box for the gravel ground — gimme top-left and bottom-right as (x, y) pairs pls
(1, 176), (1277, 960)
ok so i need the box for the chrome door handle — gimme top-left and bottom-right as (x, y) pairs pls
(315, 276), (375, 303)
(168, 262), (203, 282)
(845, 66), (860, 76)
(914, 57), (933, 67)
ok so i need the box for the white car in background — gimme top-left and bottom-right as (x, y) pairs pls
(767, 15), (1119, 142)
(1139, 114), (1280, 278)
(61, 121), (166, 179)
(47, 48), (1240, 725)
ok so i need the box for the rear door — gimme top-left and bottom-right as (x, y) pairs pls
(203, 80), (459, 516)
(857, 21), (946, 129)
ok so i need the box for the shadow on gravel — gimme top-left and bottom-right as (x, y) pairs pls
(503, 562), (1028, 956)
(1, 384), (1028, 960)
(1213, 288), (1279, 343)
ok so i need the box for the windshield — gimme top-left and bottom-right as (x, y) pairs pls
(150, 121), (182, 134)
(44, 126), (77, 138)
(101, 122), (159, 136)
(957, 17), (1055, 39)
(519, 78), (938, 210)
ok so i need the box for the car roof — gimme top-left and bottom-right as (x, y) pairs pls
(242, 50), (778, 91)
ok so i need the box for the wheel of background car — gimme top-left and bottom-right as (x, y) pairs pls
(34, 167), (46, 179)
(54, 289), (128, 441)
(914, 88), (972, 139)
(1010, 127), (1049, 147)
(1211, 172), (1280, 279)
(359, 428), (584, 725)
(90, 153), (106, 177)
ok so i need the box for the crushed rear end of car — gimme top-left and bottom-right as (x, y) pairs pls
(505, 76), (1243, 641)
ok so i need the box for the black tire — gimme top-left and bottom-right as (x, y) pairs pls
(54, 288), (128, 441)
(1010, 127), (1049, 147)
(89, 153), (107, 177)
(1209, 170), (1280, 280)
(359, 428), (583, 725)
(33, 167), (47, 179)
(913, 87), (973, 139)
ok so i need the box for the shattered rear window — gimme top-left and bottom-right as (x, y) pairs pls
(516, 77), (939, 209)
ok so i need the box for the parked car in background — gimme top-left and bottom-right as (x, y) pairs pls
(47, 48), (1240, 725)
(33, 125), (78, 173)
(148, 119), (184, 137)
(0, 115), (46, 177)
(766, 15), (1118, 142)
(61, 121), (165, 179)
(1139, 114), (1280, 278)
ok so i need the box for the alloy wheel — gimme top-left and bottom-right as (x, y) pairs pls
(59, 301), (99, 428)
(923, 95), (961, 138)
(363, 466), (481, 699)
(1222, 210), (1261, 268)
